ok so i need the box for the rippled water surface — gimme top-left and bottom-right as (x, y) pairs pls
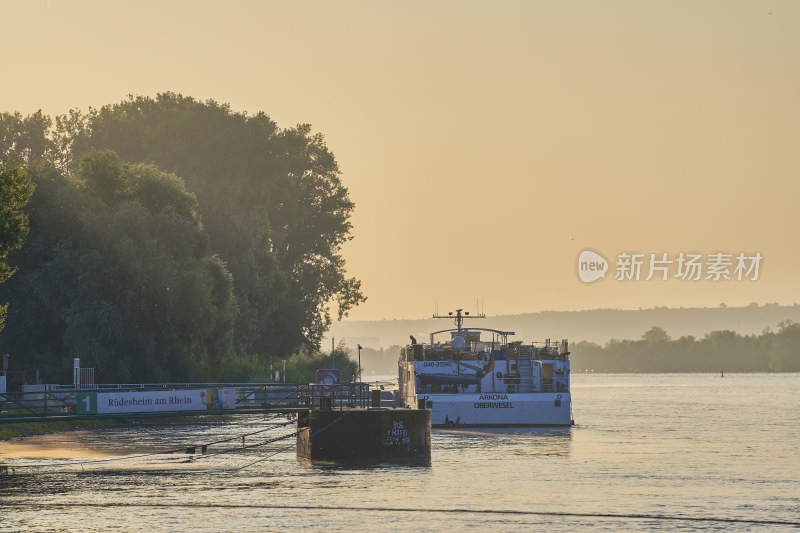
(2, 374), (799, 531)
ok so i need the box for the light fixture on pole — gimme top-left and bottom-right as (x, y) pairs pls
(357, 344), (363, 382)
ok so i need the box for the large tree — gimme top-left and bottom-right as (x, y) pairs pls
(0, 160), (35, 333)
(72, 93), (365, 358)
(0, 151), (238, 382)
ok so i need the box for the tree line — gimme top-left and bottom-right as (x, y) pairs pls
(571, 323), (800, 372)
(347, 322), (800, 375)
(0, 94), (364, 383)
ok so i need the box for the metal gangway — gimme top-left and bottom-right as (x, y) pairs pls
(0, 381), (380, 424)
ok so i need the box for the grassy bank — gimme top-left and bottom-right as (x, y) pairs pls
(0, 415), (127, 441)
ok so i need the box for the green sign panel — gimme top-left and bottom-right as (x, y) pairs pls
(76, 393), (97, 414)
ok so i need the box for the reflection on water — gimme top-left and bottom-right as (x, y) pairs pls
(2, 374), (799, 532)
(436, 426), (572, 458)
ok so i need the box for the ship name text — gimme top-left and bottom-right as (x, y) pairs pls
(478, 394), (508, 400)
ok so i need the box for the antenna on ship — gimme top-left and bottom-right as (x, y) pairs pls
(432, 308), (486, 331)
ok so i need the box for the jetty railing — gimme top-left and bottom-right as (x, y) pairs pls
(0, 381), (381, 424)
(297, 382), (371, 410)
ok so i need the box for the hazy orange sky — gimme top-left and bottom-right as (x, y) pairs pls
(2, 1), (798, 320)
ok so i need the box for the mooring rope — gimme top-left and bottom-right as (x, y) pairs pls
(232, 410), (351, 471)
(3, 409), (352, 473)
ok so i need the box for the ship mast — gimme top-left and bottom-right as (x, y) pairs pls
(432, 308), (486, 332)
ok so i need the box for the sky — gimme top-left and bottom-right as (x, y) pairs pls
(2, 0), (799, 320)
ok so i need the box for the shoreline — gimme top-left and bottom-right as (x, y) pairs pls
(0, 418), (159, 460)
(0, 430), (122, 459)
(0, 416), (128, 442)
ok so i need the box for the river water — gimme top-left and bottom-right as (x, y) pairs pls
(2, 373), (799, 531)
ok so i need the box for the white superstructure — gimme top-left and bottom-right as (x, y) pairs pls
(398, 309), (572, 427)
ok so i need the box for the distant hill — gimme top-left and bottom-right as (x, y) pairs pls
(329, 303), (800, 350)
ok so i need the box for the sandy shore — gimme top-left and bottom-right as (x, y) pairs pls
(0, 430), (140, 459)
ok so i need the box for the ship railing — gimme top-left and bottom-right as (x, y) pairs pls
(404, 338), (569, 362)
(540, 378), (571, 394)
(506, 342), (569, 361)
(515, 339), (568, 354)
(410, 347), (569, 363)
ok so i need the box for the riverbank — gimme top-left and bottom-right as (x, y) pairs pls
(0, 415), (227, 460)
(0, 417), (127, 442)
(0, 430), (123, 459)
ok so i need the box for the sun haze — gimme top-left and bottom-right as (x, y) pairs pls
(2, 1), (798, 319)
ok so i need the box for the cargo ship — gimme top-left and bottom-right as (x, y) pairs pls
(398, 309), (572, 427)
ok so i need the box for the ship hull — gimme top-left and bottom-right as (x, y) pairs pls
(418, 392), (572, 427)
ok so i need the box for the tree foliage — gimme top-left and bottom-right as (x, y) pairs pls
(285, 342), (360, 383)
(72, 93), (364, 357)
(0, 152), (237, 382)
(572, 322), (800, 372)
(0, 160), (35, 332)
(0, 95), (365, 383)
(0, 111), (53, 163)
